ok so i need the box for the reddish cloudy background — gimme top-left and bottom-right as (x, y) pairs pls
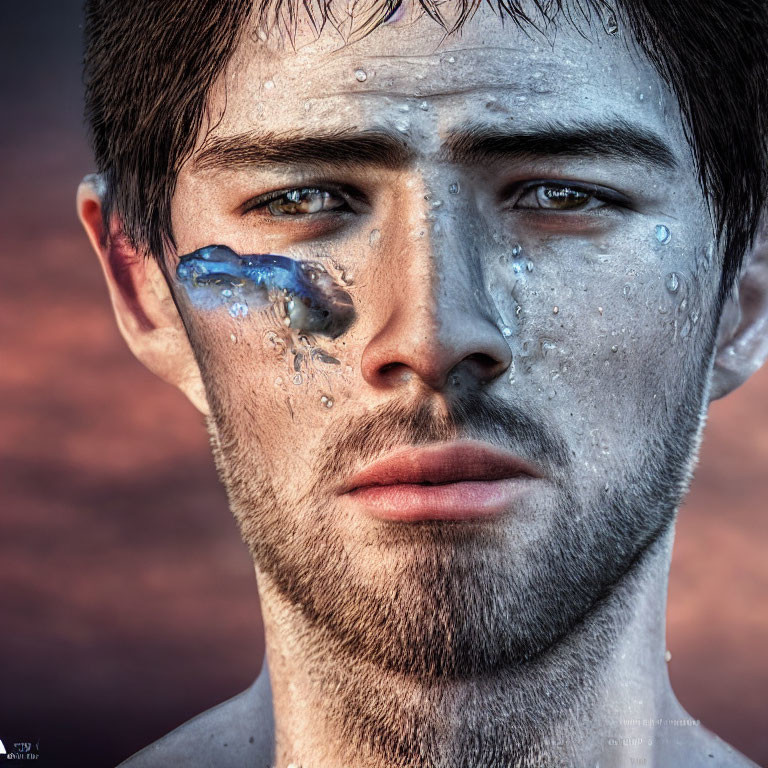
(0, 3), (766, 766)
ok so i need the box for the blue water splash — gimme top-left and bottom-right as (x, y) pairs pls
(176, 245), (355, 338)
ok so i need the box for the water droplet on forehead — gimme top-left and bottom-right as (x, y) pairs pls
(525, 260), (534, 272)
(511, 244), (522, 257)
(447, 55), (456, 63)
(448, 182), (460, 195)
(369, 229), (381, 246)
(665, 272), (680, 293)
(354, 69), (367, 82)
(229, 302), (249, 318)
(419, 101), (429, 111)
(655, 224), (672, 245)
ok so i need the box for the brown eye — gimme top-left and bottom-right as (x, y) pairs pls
(266, 188), (347, 216)
(514, 183), (607, 212)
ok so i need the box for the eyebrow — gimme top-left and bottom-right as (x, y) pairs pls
(191, 117), (678, 173)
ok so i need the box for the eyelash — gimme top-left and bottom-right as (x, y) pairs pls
(242, 180), (630, 219)
(242, 185), (357, 217)
(504, 180), (631, 213)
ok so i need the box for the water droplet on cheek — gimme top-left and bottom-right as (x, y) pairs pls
(448, 182), (460, 195)
(665, 272), (680, 293)
(354, 69), (367, 82)
(320, 394), (334, 408)
(655, 225), (672, 245)
(369, 229), (381, 246)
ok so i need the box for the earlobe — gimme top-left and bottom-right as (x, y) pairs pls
(709, 217), (768, 402)
(76, 175), (211, 416)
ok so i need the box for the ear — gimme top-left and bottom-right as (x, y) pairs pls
(709, 216), (768, 402)
(76, 174), (210, 416)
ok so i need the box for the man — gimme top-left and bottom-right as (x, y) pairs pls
(76, 0), (768, 765)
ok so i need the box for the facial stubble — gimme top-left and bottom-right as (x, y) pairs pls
(202, 354), (710, 766)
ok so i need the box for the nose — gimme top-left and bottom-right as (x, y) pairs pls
(360, 197), (512, 392)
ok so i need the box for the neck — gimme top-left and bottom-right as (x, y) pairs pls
(256, 526), (683, 768)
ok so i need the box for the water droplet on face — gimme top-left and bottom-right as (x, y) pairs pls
(638, 92), (645, 101)
(603, 10), (619, 34)
(230, 333), (237, 343)
(525, 260), (534, 272)
(655, 224), (672, 245)
(395, 120), (409, 134)
(369, 229), (381, 247)
(320, 394), (334, 408)
(264, 80), (275, 90)
(501, 326), (513, 337)
(229, 302), (249, 318)
(447, 55), (456, 63)
(665, 272), (680, 293)
(622, 283), (632, 298)
(553, 306), (559, 315)
(680, 318), (692, 339)
(512, 262), (523, 274)
(448, 182), (460, 195)
(431, 199), (443, 209)
(511, 244), (522, 257)
(354, 69), (367, 82)
(222, 288), (233, 298)
(611, 345), (619, 353)
(293, 373), (303, 385)
(275, 376), (283, 386)
(419, 101), (429, 111)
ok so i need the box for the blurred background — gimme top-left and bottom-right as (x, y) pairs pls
(0, 3), (766, 766)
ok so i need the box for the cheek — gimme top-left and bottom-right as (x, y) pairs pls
(179, 295), (357, 480)
(489, 232), (716, 458)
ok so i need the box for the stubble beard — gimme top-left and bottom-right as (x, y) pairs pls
(202, 360), (711, 768)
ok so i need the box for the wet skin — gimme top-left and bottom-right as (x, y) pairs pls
(158, 3), (748, 767)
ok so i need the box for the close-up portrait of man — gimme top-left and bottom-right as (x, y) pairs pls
(68, 0), (766, 766)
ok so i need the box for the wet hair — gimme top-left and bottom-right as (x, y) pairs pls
(83, 0), (768, 307)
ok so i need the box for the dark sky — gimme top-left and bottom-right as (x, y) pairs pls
(0, 3), (766, 767)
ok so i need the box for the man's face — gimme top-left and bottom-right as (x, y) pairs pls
(169, 4), (720, 677)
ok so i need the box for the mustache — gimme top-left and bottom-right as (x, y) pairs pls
(309, 391), (571, 493)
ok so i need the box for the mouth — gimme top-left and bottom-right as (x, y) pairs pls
(338, 440), (542, 522)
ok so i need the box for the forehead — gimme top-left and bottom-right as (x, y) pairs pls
(200, 2), (687, 155)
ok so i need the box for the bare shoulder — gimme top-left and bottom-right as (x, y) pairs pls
(116, 675), (274, 768)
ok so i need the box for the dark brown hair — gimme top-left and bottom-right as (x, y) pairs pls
(83, 0), (768, 307)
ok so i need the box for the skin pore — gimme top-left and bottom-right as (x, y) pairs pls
(77, 2), (768, 767)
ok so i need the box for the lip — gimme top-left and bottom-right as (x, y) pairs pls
(338, 440), (542, 522)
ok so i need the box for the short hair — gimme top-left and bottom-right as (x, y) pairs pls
(83, 0), (768, 310)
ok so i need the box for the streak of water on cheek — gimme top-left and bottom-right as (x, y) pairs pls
(177, 245), (356, 410)
(175, 244), (356, 338)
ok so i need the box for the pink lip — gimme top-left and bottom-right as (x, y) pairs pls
(338, 440), (542, 522)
